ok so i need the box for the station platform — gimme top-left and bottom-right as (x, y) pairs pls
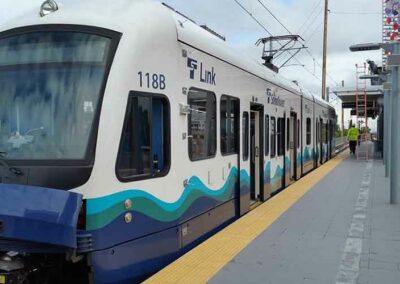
(145, 144), (400, 284)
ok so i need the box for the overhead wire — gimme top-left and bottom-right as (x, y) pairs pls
(305, 20), (323, 42)
(233, 0), (324, 86)
(304, 48), (340, 86)
(255, 0), (292, 35)
(300, 7), (324, 39)
(232, 0), (274, 37)
(297, 0), (323, 35)
(254, 0), (340, 89)
(330, 11), (381, 15)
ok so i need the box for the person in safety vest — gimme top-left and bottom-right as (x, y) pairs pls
(347, 125), (359, 155)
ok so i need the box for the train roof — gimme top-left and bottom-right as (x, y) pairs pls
(313, 94), (335, 109)
(168, 4), (335, 110)
(0, 0), (334, 109)
(170, 9), (303, 95)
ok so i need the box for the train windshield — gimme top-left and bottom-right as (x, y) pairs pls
(0, 31), (111, 160)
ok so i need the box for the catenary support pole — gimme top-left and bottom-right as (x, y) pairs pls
(321, 0), (329, 101)
(384, 81), (390, 177)
(341, 105), (344, 144)
(390, 43), (399, 204)
(384, 89), (387, 168)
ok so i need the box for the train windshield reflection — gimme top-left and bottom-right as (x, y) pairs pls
(0, 31), (111, 160)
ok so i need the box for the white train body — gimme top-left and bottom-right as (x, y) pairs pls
(0, 1), (336, 283)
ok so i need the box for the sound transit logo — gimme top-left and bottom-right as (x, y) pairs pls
(266, 88), (285, 107)
(187, 57), (216, 85)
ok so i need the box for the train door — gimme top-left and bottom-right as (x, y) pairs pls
(320, 118), (323, 165)
(325, 123), (329, 161)
(220, 95), (241, 217)
(250, 104), (263, 204)
(239, 111), (250, 216)
(289, 113), (297, 182)
(315, 119), (319, 168)
(326, 119), (332, 160)
(328, 120), (333, 159)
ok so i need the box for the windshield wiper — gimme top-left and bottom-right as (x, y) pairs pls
(0, 151), (23, 176)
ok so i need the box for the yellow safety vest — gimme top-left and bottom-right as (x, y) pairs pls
(347, 127), (359, 141)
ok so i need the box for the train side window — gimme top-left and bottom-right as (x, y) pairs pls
(265, 115), (269, 156)
(116, 92), (170, 181)
(277, 118), (285, 156)
(221, 95), (239, 155)
(297, 119), (300, 149)
(323, 123), (328, 143)
(242, 112), (249, 161)
(306, 118), (311, 145)
(286, 118), (290, 151)
(188, 88), (216, 161)
(326, 123), (329, 143)
(271, 117), (276, 158)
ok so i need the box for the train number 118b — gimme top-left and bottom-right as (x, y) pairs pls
(138, 72), (166, 90)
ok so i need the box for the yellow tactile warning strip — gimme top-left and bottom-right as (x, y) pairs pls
(144, 151), (349, 284)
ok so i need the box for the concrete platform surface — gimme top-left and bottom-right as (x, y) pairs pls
(145, 144), (400, 284)
(210, 149), (400, 284)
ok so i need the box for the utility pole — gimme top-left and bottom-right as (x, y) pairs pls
(321, 0), (329, 101)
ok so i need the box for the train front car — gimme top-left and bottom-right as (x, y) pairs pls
(0, 0), (172, 283)
(0, 1), (339, 284)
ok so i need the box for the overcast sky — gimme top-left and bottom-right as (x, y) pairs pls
(0, 0), (382, 129)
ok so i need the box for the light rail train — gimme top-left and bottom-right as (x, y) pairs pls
(0, 0), (336, 283)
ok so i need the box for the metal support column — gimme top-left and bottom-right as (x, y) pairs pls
(341, 106), (344, 144)
(389, 44), (400, 204)
(383, 81), (391, 177)
(321, 0), (329, 101)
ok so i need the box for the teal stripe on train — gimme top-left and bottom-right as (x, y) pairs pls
(263, 161), (284, 192)
(285, 156), (291, 173)
(86, 167), (239, 230)
(303, 147), (313, 164)
(297, 152), (302, 165)
(240, 169), (250, 193)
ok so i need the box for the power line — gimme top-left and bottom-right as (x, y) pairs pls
(297, 0), (323, 35)
(305, 20), (323, 42)
(295, 58), (322, 81)
(253, 0), (340, 87)
(233, 0), (320, 84)
(232, 0), (273, 36)
(304, 48), (340, 86)
(232, 0), (340, 100)
(256, 0), (291, 35)
(330, 11), (380, 15)
(300, 7), (324, 39)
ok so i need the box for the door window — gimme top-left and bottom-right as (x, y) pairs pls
(265, 115), (269, 156)
(242, 112), (249, 161)
(271, 117), (276, 158)
(188, 88), (216, 161)
(221, 95), (239, 155)
(116, 92), (170, 181)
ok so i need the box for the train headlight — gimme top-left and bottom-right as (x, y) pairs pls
(124, 213), (133, 224)
(124, 199), (132, 210)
